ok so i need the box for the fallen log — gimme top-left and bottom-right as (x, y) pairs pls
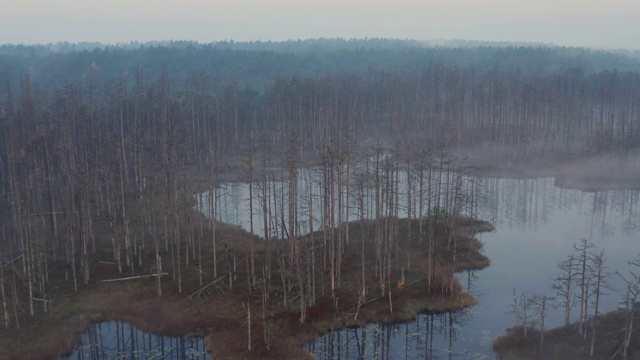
(178, 276), (227, 304)
(2, 254), (23, 268)
(99, 273), (168, 283)
(32, 297), (53, 303)
(98, 261), (118, 265)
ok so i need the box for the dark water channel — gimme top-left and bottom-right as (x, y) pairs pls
(200, 172), (640, 359)
(58, 320), (209, 360)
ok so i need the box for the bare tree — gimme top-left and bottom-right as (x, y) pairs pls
(531, 295), (549, 353)
(247, 296), (252, 351)
(574, 238), (596, 336)
(615, 253), (640, 360)
(553, 254), (577, 326)
(372, 143), (384, 297)
(246, 143), (256, 285)
(589, 250), (609, 358)
(0, 240), (9, 328)
(355, 172), (367, 304)
(509, 289), (536, 338)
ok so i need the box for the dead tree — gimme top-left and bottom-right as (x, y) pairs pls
(589, 250), (608, 358)
(509, 289), (536, 338)
(615, 253), (640, 360)
(246, 144), (256, 285)
(0, 242), (9, 328)
(574, 238), (596, 337)
(553, 254), (577, 326)
(531, 295), (549, 353)
(355, 172), (367, 304)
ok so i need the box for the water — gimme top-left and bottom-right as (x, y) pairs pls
(305, 311), (488, 360)
(58, 320), (209, 360)
(197, 170), (640, 359)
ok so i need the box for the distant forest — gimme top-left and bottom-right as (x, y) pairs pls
(3, 38), (640, 89)
(2, 39), (640, 164)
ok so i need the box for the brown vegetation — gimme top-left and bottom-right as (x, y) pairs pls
(493, 307), (640, 360)
(0, 209), (492, 359)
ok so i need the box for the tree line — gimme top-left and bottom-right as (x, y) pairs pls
(3, 40), (640, 89)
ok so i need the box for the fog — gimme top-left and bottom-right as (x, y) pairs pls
(2, 0), (640, 49)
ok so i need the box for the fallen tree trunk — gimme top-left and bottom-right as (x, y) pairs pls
(100, 273), (168, 283)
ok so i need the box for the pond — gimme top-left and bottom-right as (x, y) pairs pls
(58, 320), (209, 360)
(197, 170), (640, 358)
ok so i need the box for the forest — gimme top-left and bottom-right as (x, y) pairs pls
(1, 39), (640, 359)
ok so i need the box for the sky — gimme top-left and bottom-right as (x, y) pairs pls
(1, 0), (639, 50)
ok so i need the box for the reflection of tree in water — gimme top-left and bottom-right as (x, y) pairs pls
(577, 188), (640, 238)
(206, 166), (640, 243)
(475, 177), (640, 234)
(307, 310), (471, 360)
(59, 320), (209, 360)
(206, 168), (640, 241)
(612, 189), (639, 235)
(474, 177), (555, 231)
(464, 270), (478, 294)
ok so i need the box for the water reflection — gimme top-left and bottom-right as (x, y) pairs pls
(197, 167), (484, 240)
(59, 320), (209, 360)
(475, 176), (640, 237)
(199, 172), (640, 241)
(307, 311), (484, 360)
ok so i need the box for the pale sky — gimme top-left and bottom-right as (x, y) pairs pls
(1, 0), (639, 50)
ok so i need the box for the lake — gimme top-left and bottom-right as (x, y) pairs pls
(199, 170), (640, 359)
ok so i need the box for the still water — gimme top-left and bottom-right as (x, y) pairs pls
(200, 171), (639, 359)
(59, 320), (209, 360)
(309, 177), (638, 359)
